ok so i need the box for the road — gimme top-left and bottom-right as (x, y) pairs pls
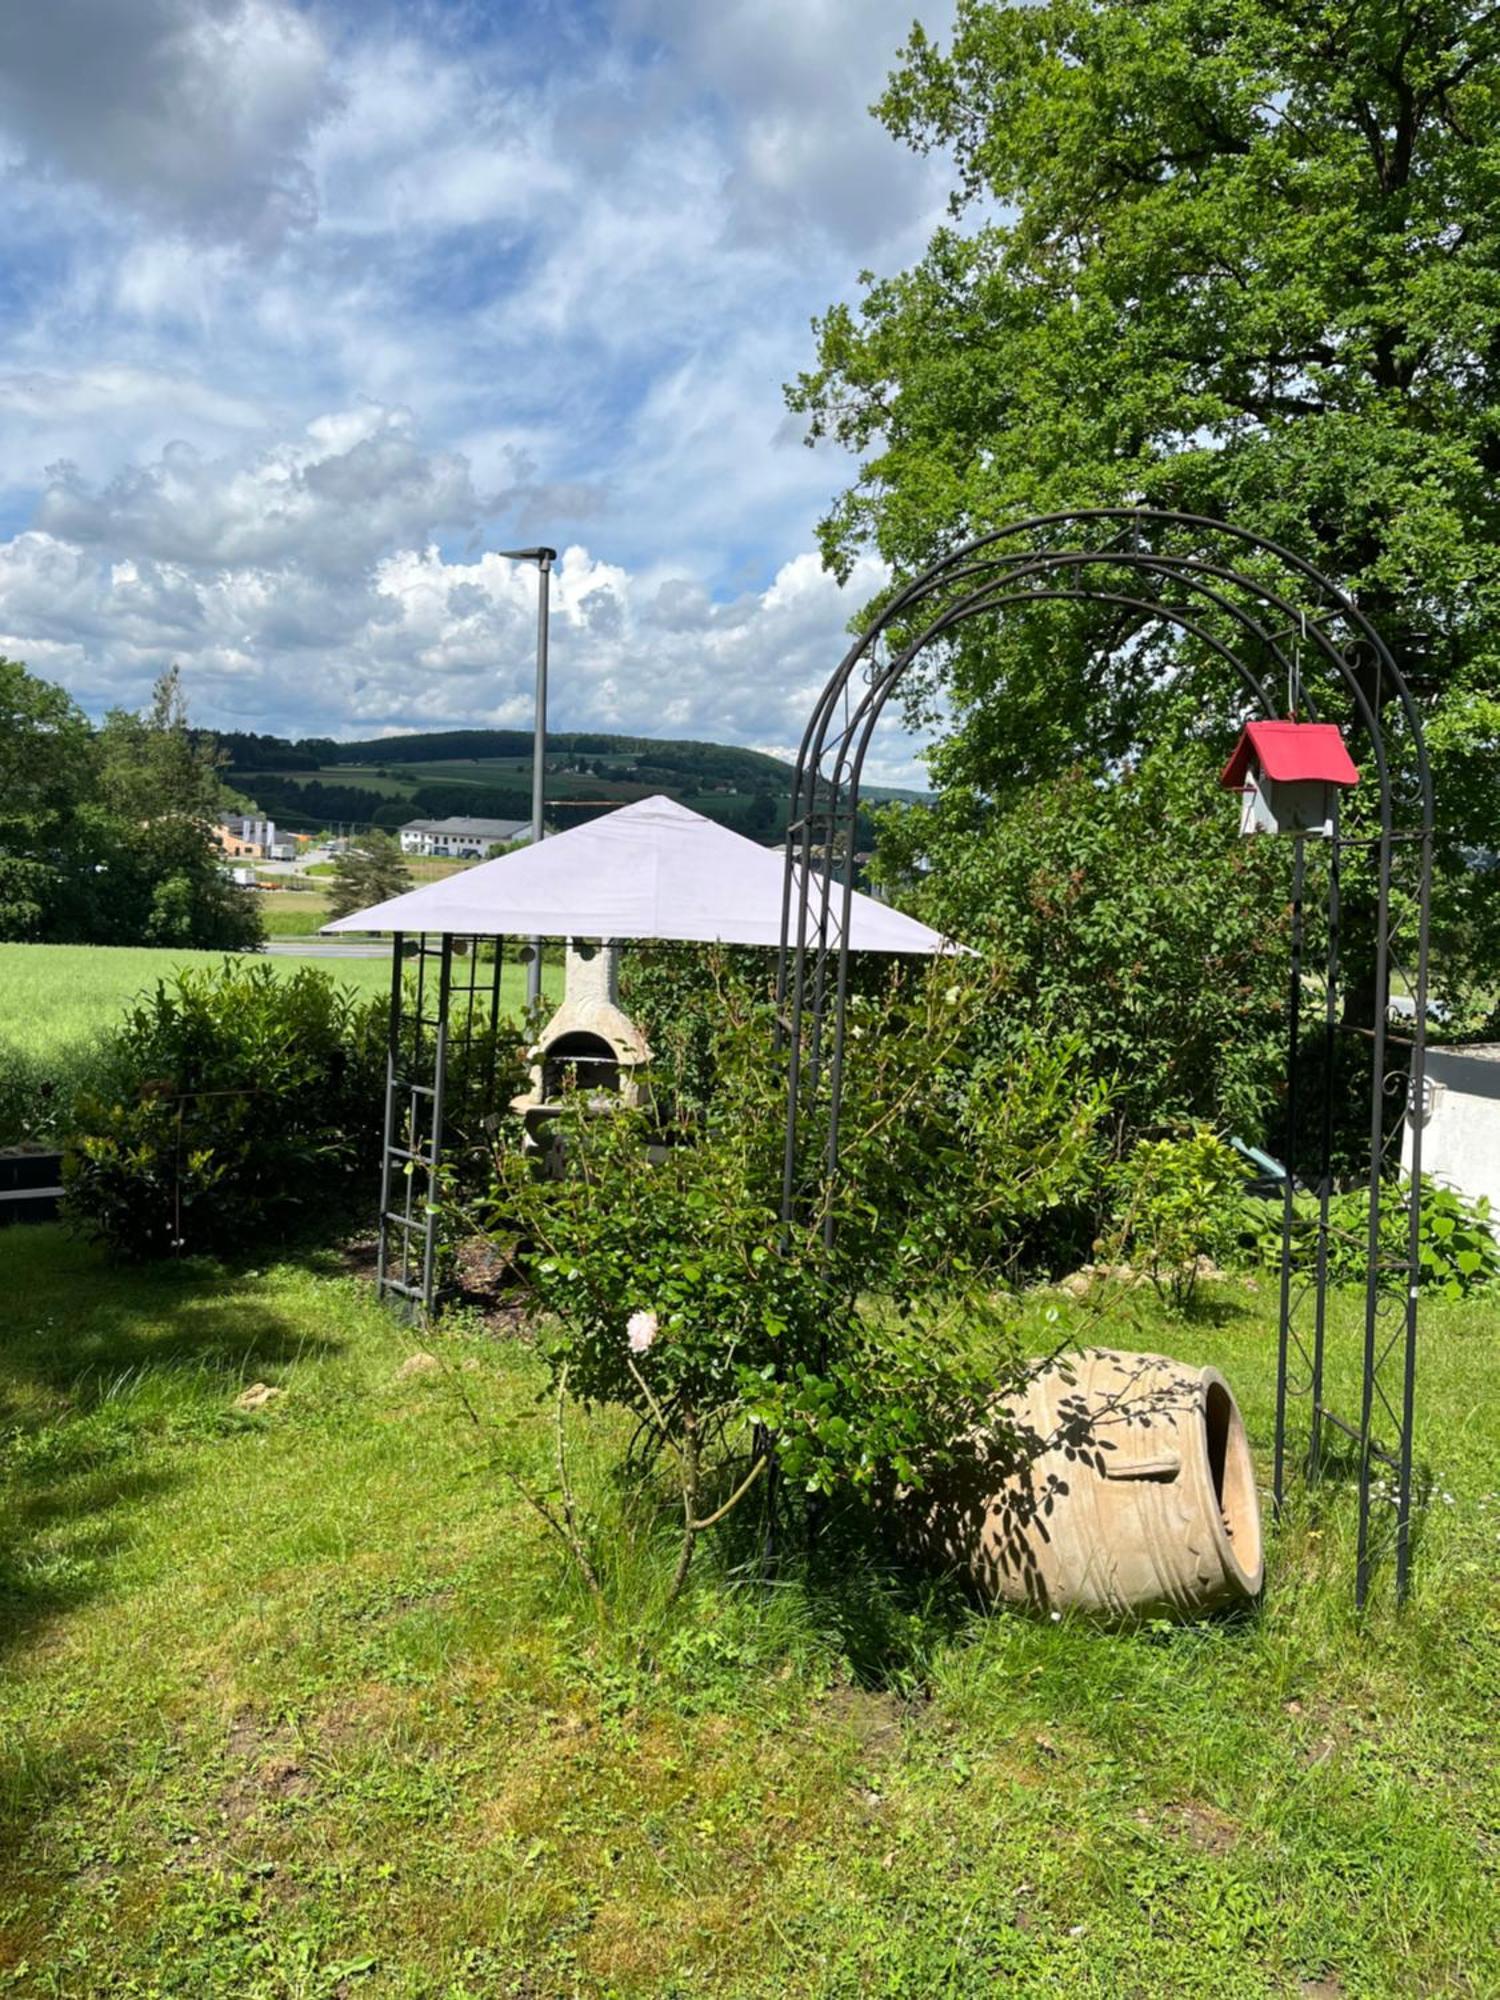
(261, 937), (392, 960)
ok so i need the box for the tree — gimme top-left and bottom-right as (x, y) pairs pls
(0, 658), (99, 939)
(744, 790), (776, 835)
(791, 0), (1500, 1018)
(0, 660), (260, 949)
(94, 668), (261, 952)
(327, 832), (414, 921)
(97, 665), (228, 826)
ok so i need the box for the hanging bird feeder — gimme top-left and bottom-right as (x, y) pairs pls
(1219, 719), (1359, 838)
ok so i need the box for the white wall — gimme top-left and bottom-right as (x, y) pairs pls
(1403, 1045), (1500, 1212)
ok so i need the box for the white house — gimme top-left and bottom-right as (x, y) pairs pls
(399, 816), (533, 859)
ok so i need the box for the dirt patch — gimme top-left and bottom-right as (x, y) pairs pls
(1159, 1800), (1239, 1857)
(221, 1748), (308, 1825)
(217, 1691), (411, 1828)
(448, 1236), (534, 1336)
(817, 1684), (911, 1766)
(224, 1710), (261, 1761)
(340, 1235), (381, 1279)
(340, 1230), (534, 1338)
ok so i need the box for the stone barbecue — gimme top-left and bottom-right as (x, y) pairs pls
(512, 941), (651, 1140)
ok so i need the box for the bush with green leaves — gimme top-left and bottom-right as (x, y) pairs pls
(1241, 1177), (1499, 1303)
(617, 942), (778, 1123)
(1111, 1127), (1245, 1309)
(64, 960), (388, 1257)
(483, 957), (1113, 1599)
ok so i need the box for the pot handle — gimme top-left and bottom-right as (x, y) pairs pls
(1102, 1453), (1180, 1482)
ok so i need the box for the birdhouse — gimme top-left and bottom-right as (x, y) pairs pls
(1219, 720), (1359, 838)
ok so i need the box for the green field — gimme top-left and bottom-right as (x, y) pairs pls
(0, 1228), (1495, 1995)
(0, 943), (397, 1060)
(257, 893), (333, 937)
(0, 944), (566, 1061)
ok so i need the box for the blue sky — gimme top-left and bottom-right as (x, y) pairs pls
(0, 0), (953, 779)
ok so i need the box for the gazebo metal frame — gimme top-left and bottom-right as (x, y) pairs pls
(377, 932), (514, 1313)
(776, 508), (1434, 1608)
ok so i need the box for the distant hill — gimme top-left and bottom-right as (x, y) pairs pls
(213, 727), (927, 845)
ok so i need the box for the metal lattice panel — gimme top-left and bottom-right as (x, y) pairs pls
(377, 932), (510, 1316)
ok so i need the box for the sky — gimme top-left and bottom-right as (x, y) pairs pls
(0, 0), (954, 782)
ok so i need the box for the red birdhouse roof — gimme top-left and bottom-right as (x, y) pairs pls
(1219, 720), (1360, 791)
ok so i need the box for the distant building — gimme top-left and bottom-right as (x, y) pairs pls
(399, 816), (533, 858)
(213, 814), (276, 860)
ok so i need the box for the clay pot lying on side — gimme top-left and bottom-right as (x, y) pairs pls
(912, 1347), (1264, 1622)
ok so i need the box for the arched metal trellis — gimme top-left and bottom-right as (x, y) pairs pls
(777, 509), (1434, 1608)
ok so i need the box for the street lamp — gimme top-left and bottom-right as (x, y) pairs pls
(498, 545), (557, 1007)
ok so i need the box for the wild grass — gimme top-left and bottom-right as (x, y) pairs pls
(0, 1225), (1494, 1997)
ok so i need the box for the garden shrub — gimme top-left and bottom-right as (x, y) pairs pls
(1111, 1127), (1245, 1308)
(64, 960), (388, 1257)
(1241, 1176), (1499, 1301)
(484, 957), (1114, 1597)
(617, 942), (775, 1122)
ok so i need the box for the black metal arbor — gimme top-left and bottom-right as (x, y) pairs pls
(777, 509), (1434, 1607)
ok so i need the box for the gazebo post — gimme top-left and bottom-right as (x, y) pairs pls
(421, 933), (454, 1314)
(376, 930), (405, 1305)
(376, 930), (454, 1317)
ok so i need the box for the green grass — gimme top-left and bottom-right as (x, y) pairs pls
(0, 945), (560, 1147)
(0, 1227), (1495, 1997)
(257, 895), (332, 938)
(0, 944), (559, 1064)
(0, 945), (398, 1062)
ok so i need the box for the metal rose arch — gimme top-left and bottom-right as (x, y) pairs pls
(775, 508), (1434, 1608)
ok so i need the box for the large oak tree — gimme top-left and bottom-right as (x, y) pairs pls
(792, 0), (1500, 1017)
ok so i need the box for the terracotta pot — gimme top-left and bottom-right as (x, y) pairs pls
(918, 1347), (1263, 1621)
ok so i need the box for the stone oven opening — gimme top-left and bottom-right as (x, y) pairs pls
(543, 1031), (621, 1100)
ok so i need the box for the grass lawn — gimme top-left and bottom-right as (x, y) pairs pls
(0, 1224), (1495, 1997)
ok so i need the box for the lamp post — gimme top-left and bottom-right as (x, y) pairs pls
(499, 545), (557, 1007)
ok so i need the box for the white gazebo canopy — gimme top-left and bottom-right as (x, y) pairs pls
(324, 794), (952, 954)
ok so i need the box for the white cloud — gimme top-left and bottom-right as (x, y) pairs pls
(34, 407), (482, 574)
(0, 0), (336, 246)
(0, 485), (928, 777)
(618, 0), (952, 251)
(0, 2), (951, 788)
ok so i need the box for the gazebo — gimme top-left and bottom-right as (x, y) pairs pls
(325, 796), (951, 1310)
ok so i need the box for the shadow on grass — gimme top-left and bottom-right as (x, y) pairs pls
(713, 1494), (980, 1694)
(0, 1224), (345, 1661)
(0, 1228), (345, 1407)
